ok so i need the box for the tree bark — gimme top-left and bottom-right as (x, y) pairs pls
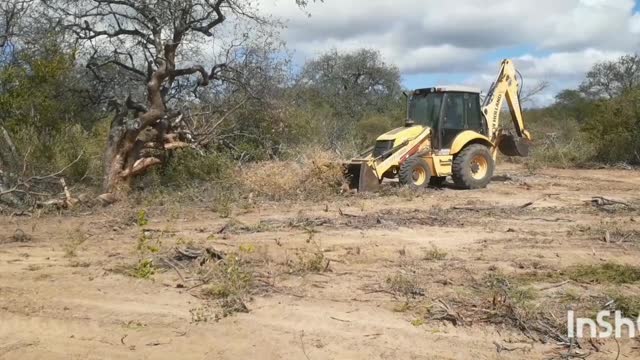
(101, 45), (174, 194)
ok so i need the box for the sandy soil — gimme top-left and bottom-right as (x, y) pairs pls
(1, 164), (640, 359)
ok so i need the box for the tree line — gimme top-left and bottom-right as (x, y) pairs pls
(0, 0), (638, 206)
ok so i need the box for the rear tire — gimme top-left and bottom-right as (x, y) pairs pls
(399, 156), (431, 188)
(452, 144), (494, 189)
(429, 176), (447, 188)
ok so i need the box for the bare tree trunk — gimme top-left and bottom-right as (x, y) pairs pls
(102, 134), (132, 194)
(101, 61), (171, 194)
(101, 104), (161, 194)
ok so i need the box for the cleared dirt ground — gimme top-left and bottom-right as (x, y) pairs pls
(2, 164), (640, 360)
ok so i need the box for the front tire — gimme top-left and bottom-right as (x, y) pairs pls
(452, 144), (495, 189)
(399, 156), (431, 188)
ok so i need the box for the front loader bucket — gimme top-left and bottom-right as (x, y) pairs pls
(498, 134), (532, 157)
(345, 162), (380, 192)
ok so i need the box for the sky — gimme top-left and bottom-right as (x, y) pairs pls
(261, 0), (640, 106)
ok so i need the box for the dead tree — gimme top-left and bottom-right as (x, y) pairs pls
(43, 0), (289, 195)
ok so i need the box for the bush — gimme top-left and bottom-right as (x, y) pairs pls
(158, 149), (235, 187)
(10, 121), (108, 184)
(582, 90), (640, 164)
(525, 133), (595, 170)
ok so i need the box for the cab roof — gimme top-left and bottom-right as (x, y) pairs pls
(413, 85), (481, 94)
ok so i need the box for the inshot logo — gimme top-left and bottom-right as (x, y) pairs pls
(568, 310), (640, 338)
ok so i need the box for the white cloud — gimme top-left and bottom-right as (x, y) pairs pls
(516, 49), (626, 78)
(260, 0), (640, 103)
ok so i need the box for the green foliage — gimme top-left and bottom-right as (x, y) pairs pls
(130, 259), (155, 279)
(9, 122), (106, 182)
(295, 48), (404, 147)
(567, 263), (640, 284)
(155, 149), (235, 187)
(3, 38), (639, 196)
(386, 271), (423, 299)
(136, 210), (149, 227)
(610, 293), (640, 318)
(202, 255), (253, 300)
(520, 54), (640, 168)
(119, 232), (161, 280)
(0, 43), (99, 132)
(0, 42), (105, 183)
(582, 89), (640, 164)
(136, 232), (161, 254)
(294, 248), (328, 273)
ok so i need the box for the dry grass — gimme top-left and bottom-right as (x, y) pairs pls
(239, 150), (345, 201)
(423, 245), (448, 261)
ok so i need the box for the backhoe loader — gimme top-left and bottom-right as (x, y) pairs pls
(346, 59), (532, 191)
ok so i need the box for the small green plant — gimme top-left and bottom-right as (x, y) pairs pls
(508, 287), (538, 306)
(202, 256), (253, 300)
(136, 232), (161, 254)
(200, 255), (254, 319)
(176, 237), (195, 247)
(386, 271), (424, 299)
(213, 199), (232, 218)
(130, 259), (155, 279)
(116, 231), (161, 280)
(239, 244), (256, 254)
(137, 209), (149, 226)
(481, 272), (539, 307)
(292, 247), (329, 273)
(423, 245), (448, 261)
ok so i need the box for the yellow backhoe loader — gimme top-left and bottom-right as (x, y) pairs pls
(346, 59), (532, 192)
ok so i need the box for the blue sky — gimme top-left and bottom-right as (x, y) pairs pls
(264, 0), (640, 105)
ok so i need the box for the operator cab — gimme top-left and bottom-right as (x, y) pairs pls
(407, 86), (486, 152)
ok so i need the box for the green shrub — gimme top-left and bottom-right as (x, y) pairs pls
(582, 90), (640, 164)
(159, 149), (234, 186)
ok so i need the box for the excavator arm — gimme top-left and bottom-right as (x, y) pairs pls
(481, 59), (532, 157)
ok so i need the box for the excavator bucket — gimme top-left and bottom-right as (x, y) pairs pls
(498, 133), (532, 157)
(344, 161), (380, 192)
